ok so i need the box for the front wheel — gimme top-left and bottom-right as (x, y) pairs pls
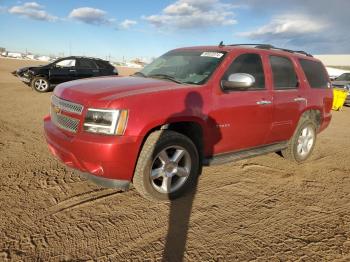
(281, 118), (317, 163)
(31, 77), (50, 92)
(133, 130), (200, 201)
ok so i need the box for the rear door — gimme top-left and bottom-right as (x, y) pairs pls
(49, 58), (77, 84)
(265, 55), (305, 143)
(210, 52), (273, 154)
(76, 58), (99, 79)
(96, 60), (116, 76)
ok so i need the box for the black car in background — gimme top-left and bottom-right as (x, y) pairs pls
(12, 56), (118, 92)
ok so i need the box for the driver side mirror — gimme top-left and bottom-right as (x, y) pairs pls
(221, 73), (255, 91)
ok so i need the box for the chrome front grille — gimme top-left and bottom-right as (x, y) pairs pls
(51, 95), (84, 115)
(51, 111), (80, 133)
(51, 96), (83, 133)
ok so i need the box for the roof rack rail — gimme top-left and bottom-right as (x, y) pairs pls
(226, 43), (313, 57)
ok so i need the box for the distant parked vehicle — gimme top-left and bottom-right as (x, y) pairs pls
(12, 56), (118, 92)
(332, 73), (350, 105)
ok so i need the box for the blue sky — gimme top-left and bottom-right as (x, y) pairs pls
(0, 0), (349, 61)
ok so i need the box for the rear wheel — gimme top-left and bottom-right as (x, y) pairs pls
(31, 77), (50, 92)
(133, 130), (199, 201)
(281, 118), (317, 163)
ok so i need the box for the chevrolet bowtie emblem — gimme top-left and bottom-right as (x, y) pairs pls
(54, 106), (61, 114)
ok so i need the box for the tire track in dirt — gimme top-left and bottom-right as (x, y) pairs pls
(43, 188), (124, 218)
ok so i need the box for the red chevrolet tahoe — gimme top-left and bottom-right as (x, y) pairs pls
(44, 44), (333, 201)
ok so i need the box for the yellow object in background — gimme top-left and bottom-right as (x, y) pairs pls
(332, 88), (348, 111)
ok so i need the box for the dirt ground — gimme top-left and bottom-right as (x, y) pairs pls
(0, 58), (350, 262)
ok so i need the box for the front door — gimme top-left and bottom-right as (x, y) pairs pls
(49, 58), (77, 85)
(209, 52), (273, 155)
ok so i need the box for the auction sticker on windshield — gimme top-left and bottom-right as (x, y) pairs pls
(200, 52), (224, 58)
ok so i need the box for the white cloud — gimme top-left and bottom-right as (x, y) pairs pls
(23, 2), (43, 10)
(235, 0), (350, 53)
(144, 0), (238, 29)
(240, 14), (328, 39)
(69, 7), (112, 25)
(119, 19), (137, 29)
(8, 2), (57, 21)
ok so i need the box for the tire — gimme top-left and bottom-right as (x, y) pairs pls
(31, 77), (50, 93)
(281, 117), (317, 163)
(133, 130), (200, 201)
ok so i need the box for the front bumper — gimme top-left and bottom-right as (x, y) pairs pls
(18, 76), (31, 83)
(79, 171), (130, 190)
(44, 115), (142, 186)
(345, 94), (350, 105)
(13, 71), (31, 83)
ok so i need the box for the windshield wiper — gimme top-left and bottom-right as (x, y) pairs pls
(132, 71), (147, 77)
(148, 74), (183, 84)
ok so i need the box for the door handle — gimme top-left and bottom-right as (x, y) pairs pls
(256, 100), (272, 105)
(92, 69), (99, 73)
(69, 69), (76, 72)
(294, 97), (307, 102)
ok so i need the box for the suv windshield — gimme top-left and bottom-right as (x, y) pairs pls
(138, 50), (226, 85)
(336, 73), (350, 81)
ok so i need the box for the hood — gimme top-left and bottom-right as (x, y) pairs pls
(17, 66), (29, 72)
(54, 76), (190, 107)
(17, 64), (47, 72)
(332, 80), (350, 86)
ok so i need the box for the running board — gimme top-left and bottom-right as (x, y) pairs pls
(203, 142), (288, 166)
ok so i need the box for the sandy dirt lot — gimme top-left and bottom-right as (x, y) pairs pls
(0, 58), (350, 261)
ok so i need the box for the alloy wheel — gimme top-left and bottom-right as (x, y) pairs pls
(150, 146), (191, 194)
(296, 125), (315, 157)
(34, 79), (48, 91)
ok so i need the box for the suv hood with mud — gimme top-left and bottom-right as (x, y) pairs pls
(54, 76), (189, 106)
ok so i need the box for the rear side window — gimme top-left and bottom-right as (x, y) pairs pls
(77, 59), (97, 69)
(299, 59), (328, 88)
(95, 60), (113, 69)
(270, 56), (298, 89)
(223, 53), (265, 89)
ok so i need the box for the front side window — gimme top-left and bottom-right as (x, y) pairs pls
(270, 56), (298, 89)
(299, 59), (328, 88)
(223, 53), (265, 89)
(55, 59), (76, 68)
(139, 50), (226, 85)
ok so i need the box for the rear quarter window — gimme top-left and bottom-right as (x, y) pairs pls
(77, 59), (97, 69)
(95, 60), (113, 69)
(299, 59), (328, 88)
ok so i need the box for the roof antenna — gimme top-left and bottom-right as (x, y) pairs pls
(219, 41), (224, 47)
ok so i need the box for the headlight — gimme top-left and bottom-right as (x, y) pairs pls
(346, 84), (350, 91)
(83, 109), (128, 135)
